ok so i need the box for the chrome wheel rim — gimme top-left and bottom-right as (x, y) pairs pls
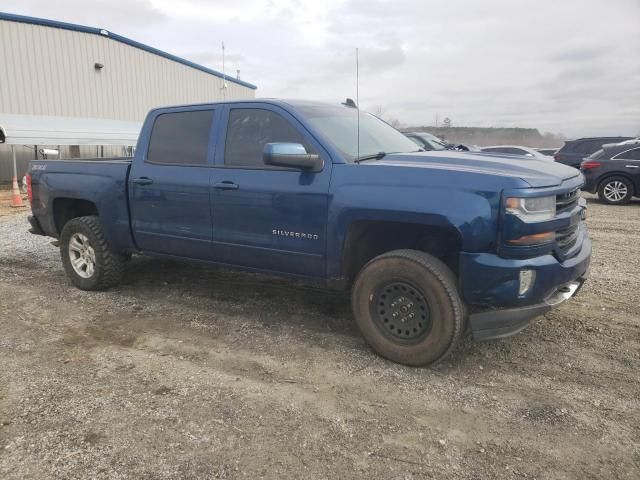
(603, 181), (628, 202)
(68, 233), (96, 278)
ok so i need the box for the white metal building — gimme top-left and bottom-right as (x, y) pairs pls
(0, 11), (257, 181)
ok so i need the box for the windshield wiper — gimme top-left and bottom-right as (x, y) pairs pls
(354, 151), (388, 163)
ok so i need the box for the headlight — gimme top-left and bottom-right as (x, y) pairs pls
(505, 196), (555, 222)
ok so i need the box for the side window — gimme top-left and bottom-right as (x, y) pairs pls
(617, 148), (640, 160)
(506, 148), (526, 155)
(483, 148), (500, 153)
(575, 140), (602, 155)
(147, 110), (214, 165)
(574, 142), (589, 154)
(224, 109), (308, 168)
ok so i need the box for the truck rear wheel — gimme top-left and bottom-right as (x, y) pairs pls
(60, 216), (126, 290)
(352, 249), (465, 366)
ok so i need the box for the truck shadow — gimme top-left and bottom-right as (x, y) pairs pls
(117, 256), (487, 371)
(121, 255), (357, 337)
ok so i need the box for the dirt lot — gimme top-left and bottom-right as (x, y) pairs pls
(0, 194), (638, 479)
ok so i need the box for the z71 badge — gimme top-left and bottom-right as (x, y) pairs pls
(272, 229), (319, 240)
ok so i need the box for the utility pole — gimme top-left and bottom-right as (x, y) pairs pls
(221, 41), (226, 100)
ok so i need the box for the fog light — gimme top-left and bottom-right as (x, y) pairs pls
(519, 270), (536, 296)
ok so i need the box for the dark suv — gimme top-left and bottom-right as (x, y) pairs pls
(555, 137), (633, 168)
(581, 140), (640, 204)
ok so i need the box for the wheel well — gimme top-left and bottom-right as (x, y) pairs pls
(52, 198), (98, 235)
(598, 174), (636, 195)
(342, 221), (461, 284)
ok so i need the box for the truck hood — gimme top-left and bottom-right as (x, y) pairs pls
(367, 151), (580, 188)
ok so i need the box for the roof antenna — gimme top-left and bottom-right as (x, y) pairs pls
(356, 47), (360, 162)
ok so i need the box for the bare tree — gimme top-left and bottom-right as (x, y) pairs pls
(370, 105), (403, 129)
(443, 117), (452, 128)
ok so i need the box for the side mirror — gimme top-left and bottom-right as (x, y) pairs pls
(263, 143), (322, 171)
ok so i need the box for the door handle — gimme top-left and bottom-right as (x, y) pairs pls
(213, 181), (239, 190)
(625, 165), (639, 168)
(132, 177), (154, 185)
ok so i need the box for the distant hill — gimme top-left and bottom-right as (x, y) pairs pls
(403, 126), (566, 148)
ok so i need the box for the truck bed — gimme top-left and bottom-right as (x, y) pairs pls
(29, 157), (134, 251)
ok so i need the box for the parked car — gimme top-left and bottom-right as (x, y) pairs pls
(616, 138), (640, 146)
(449, 143), (481, 152)
(581, 140), (640, 204)
(402, 132), (479, 153)
(27, 99), (591, 366)
(480, 145), (551, 161)
(536, 148), (558, 156)
(403, 131), (448, 151)
(555, 137), (633, 168)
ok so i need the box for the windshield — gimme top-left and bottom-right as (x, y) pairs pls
(295, 104), (420, 161)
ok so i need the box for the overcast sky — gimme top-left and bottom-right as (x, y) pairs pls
(3, 0), (640, 137)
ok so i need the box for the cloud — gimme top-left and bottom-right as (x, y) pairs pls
(2, 0), (639, 137)
(548, 45), (609, 63)
(186, 51), (247, 69)
(1, 0), (166, 28)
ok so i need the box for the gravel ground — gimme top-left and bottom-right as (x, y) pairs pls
(0, 193), (639, 479)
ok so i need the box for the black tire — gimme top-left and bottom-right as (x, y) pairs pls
(351, 249), (465, 366)
(60, 216), (126, 290)
(598, 176), (634, 205)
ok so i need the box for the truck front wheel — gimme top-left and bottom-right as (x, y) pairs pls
(60, 216), (126, 290)
(352, 249), (465, 366)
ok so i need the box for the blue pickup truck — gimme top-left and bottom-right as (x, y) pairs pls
(26, 100), (591, 366)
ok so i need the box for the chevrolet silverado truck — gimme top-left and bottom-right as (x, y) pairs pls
(26, 100), (591, 366)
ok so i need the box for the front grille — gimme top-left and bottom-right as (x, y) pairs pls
(556, 188), (580, 213)
(556, 224), (579, 254)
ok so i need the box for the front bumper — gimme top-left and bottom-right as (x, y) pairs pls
(469, 276), (586, 340)
(461, 236), (591, 340)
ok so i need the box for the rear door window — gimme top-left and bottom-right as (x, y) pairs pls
(147, 110), (214, 165)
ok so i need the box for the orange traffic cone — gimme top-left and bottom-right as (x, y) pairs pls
(11, 175), (25, 207)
